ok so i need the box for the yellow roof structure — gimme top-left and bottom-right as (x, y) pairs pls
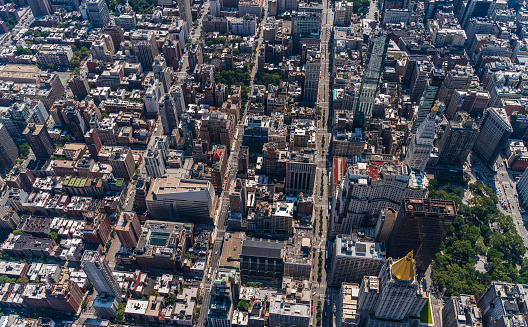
(392, 250), (415, 281)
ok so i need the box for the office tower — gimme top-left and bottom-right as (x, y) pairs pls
(443, 295), (482, 327)
(131, 30), (159, 71)
(199, 111), (235, 148)
(170, 84), (186, 117)
(188, 42), (203, 73)
(409, 61), (432, 103)
(477, 282), (526, 327)
(177, 0), (192, 31)
(330, 160), (428, 236)
(445, 89), (490, 119)
(115, 211), (142, 248)
(375, 208), (398, 244)
(145, 82), (162, 114)
(83, 213), (111, 245)
(243, 115), (270, 153)
(153, 55), (172, 94)
(109, 147), (135, 180)
(68, 75), (90, 101)
(64, 107), (88, 141)
(277, 0), (298, 12)
(86, 0), (111, 28)
(145, 136), (168, 178)
(510, 114), (528, 140)
(337, 283), (361, 327)
(84, 129), (103, 159)
(135, 176), (151, 213)
(410, 83), (438, 134)
(437, 112), (479, 166)
(437, 65), (473, 107)
(207, 269), (237, 327)
(90, 34), (115, 62)
(240, 239), (285, 280)
(82, 250), (121, 301)
(102, 24), (125, 50)
(388, 198), (456, 274)
(405, 112), (435, 171)
(291, 12), (321, 53)
(460, 0), (495, 29)
(23, 124), (55, 160)
(517, 168), (528, 207)
(159, 94), (179, 135)
(145, 177), (215, 224)
(0, 123), (18, 169)
(285, 151), (317, 195)
(329, 235), (385, 287)
(303, 47), (321, 105)
(47, 280), (85, 313)
(28, 0), (51, 17)
(358, 252), (428, 321)
(229, 178), (246, 214)
(210, 0), (221, 16)
(474, 107), (513, 166)
(334, 1), (354, 26)
(354, 34), (390, 129)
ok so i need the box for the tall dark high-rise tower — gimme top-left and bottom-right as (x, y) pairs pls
(353, 34), (391, 129)
(177, 0), (192, 31)
(388, 198), (456, 275)
(28, 0), (51, 17)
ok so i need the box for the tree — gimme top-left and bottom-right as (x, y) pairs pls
(215, 69), (250, 87)
(15, 47), (32, 56)
(81, 300), (88, 308)
(0, 275), (15, 284)
(13, 230), (23, 235)
(166, 293), (178, 304)
(185, 252), (191, 260)
(17, 142), (29, 158)
(114, 303), (126, 322)
(237, 299), (249, 311)
(148, 289), (160, 296)
(16, 277), (28, 283)
(48, 232), (58, 241)
(70, 57), (81, 67)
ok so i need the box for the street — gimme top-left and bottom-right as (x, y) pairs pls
(313, 0), (334, 325)
(197, 2), (268, 326)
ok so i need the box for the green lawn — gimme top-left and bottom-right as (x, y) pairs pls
(420, 299), (433, 324)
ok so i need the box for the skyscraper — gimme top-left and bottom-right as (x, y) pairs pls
(329, 235), (385, 287)
(86, 0), (111, 28)
(354, 34), (391, 129)
(0, 123), (19, 170)
(109, 147), (135, 180)
(23, 124), (55, 160)
(410, 83), (438, 133)
(473, 107), (513, 166)
(437, 112), (479, 166)
(358, 251), (428, 321)
(28, 0), (51, 17)
(82, 250), (121, 301)
(291, 12), (321, 53)
(404, 112), (435, 171)
(388, 198), (456, 274)
(303, 47), (321, 105)
(177, 0), (192, 31)
(115, 211), (142, 248)
(159, 94), (179, 135)
(131, 30), (159, 71)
